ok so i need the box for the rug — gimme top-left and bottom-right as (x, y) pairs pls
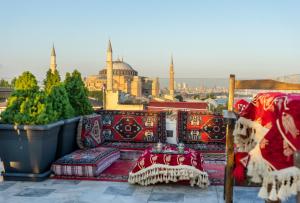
(97, 110), (166, 142)
(52, 151), (226, 186)
(202, 153), (226, 186)
(177, 111), (226, 143)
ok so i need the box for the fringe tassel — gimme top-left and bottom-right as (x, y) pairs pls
(128, 164), (209, 188)
(268, 179), (278, 201)
(258, 178), (269, 199)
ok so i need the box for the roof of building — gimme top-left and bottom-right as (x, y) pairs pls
(99, 59), (138, 76)
(112, 60), (135, 71)
(147, 101), (208, 110)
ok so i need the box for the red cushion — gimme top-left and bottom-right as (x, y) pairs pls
(77, 115), (103, 149)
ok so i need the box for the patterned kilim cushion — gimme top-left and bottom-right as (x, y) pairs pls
(77, 114), (103, 149)
(52, 147), (120, 177)
(100, 141), (155, 151)
(177, 111), (226, 143)
(97, 110), (166, 143)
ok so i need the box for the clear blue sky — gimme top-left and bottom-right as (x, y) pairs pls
(0, 0), (299, 81)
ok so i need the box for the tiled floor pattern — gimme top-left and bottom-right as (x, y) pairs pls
(0, 179), (297, 203)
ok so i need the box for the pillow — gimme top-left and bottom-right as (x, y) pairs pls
(77, 114), (103, 149)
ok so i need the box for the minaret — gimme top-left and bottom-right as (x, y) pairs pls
(169, 55), (175, 98)
(106, 40), (113, 92)
(50, 44), (57, 73)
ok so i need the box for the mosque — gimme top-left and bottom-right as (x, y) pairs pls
(85, 41), (160, 98)
(48, 40), (175, 110)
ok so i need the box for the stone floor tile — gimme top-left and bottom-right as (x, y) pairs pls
(148, 192), (184, 202)
(0, 182), (16, 191)
(133, 185), (153, 195)
(51, 180), (81, 185)
(14, 187), (56, 197)
(114, 194), (149, 203)
(104, 185), (136, 196)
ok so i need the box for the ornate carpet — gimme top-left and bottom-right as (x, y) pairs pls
(177, 111), (226, 143)
(97, 110), (166, 143)
(52, 150), (225, 185)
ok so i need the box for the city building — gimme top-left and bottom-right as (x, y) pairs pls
(85, 41), (159, 98)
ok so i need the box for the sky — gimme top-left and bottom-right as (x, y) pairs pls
(0, 0), (299, 81)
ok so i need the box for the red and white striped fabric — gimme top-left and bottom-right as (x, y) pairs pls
(52, 147), (120, 177)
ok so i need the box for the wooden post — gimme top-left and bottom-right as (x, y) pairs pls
(225, 74), (235, 203)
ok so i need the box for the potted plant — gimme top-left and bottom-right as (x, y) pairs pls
(0, 71), (64, 181)
(55, 70), (94, 155)
(43, 69), (78, 158)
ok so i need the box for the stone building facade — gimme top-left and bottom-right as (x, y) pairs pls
(85, 41), (159, 98)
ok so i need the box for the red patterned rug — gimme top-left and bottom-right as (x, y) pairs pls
(177, 111), (226, 143)
(97, 110), (166, 143)
(52, 150), (225, 185)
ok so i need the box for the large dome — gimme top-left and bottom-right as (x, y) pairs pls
(99, 59), (138, 77)
(113, 60), (134, 71)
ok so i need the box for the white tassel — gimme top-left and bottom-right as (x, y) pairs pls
(258, 184), (269, 199)
(277, 181), (287, 201)
(269, 180), (278, 201)
(291, 180), (297, 195)
(251, 174), (262, 183)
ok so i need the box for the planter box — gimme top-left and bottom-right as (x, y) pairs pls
(0, 120), (64, 181)
(56, 116), (81, 158)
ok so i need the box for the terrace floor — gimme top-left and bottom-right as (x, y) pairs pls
(0, 178), (297, 203)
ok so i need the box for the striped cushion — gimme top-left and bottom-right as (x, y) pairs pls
(52, 147), (120, 177)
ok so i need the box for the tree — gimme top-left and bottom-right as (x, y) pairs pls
(175, 95), (183, 102)
(202, 92), (216, 100)
(47, 84), (75, 119)
(64, 70), (93, 116)
(43, 69), (61, 93)
(0, 79), (10, 87)
(10, 77), (17, 88)
(14, 71), (38, 91)
(0, 71), (58, 124)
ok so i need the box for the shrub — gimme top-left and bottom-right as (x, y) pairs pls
(14, 71), (38, 91)
(47, 84), (75, 119)
(0, 89), (58, 125)
(0, 71), (58, 125)
(43, 69), (61, 93)
(64, 70), (93, 116)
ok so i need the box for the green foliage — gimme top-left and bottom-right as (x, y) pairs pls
(0, 89), (58, 125)
(203, 93), (216, 100)
(0, 79), (10, 87)
(213, 104), (226, 114)
(88, 91), (103, 103)
(43, 69), (61, 93)
(64, 70), (93, 116)
(175, 95), (183, 102)
(15, 71), (38, 91)
(47, 84), (75, 119)
(10, 77), (17, 88)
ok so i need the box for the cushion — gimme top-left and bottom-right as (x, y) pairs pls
(101, 141), (155, 151)
(77, 114), (103, 149)
(51, 147), (120, 177)
(97, 110), (166, 143)
(177, 111), (226, 143)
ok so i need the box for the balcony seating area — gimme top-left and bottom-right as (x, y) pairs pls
(51, 110), (226, 184)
